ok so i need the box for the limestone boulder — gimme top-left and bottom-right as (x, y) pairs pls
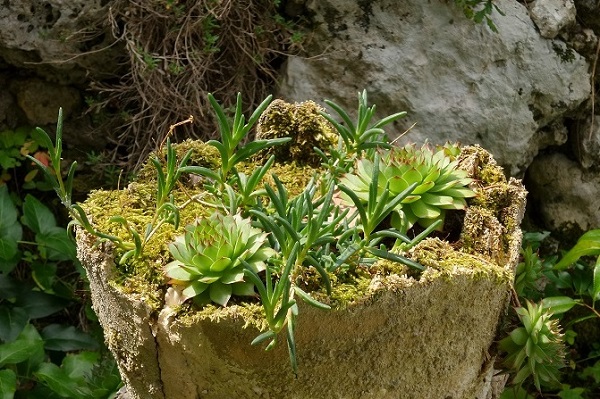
(0, 0), (119, 84)
(527, 152), (600, 233)
(530, 0), (577, 39)
(277, 0), (590, 176)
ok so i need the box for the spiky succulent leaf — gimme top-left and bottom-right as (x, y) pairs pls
(499, 301), (565, 390)
(165, 213), (275, 306)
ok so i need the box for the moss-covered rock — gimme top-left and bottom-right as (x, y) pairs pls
(255, 99), (338, 166)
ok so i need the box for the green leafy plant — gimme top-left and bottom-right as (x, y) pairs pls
(165, 212), (275, 306)
(319, 90), (405, 177)
(0, 126), (51, 189)
(0, 185), (121, 397)
(28, 110), (195, 264)
(340, 143), (476, 232)
(502, 230), (600, 398)
(454, 0), (504, 32)
(500, 300), (566, 390)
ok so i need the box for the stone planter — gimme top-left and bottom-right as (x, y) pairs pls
(77, 145), (526, 399)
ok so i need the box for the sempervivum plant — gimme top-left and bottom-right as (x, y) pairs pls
(340, 143), (476, 232)
(165, 212), (275, 306)
(499, 301), (565, 390)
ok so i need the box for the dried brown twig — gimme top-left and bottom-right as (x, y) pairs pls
(89, 0), (298, 170)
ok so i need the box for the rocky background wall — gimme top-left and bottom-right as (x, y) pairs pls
(1, 0), (599, 238)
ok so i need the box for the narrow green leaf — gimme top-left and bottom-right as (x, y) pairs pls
(64, 161), (78, 202)
(251, 330), (276, 346)
(324, 99), (356, 137)
(372, 111), (407, 129)
(208, 93), (232, 140)
(178, 165), (220, 182)
(368, 248), (425, 271)
(286, 312), (298, 376)
(33, 126), (56, 154)
(293, 286), (331, 310)
(244, 94), (273, 135)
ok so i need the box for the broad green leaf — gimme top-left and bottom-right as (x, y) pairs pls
(0, 324), (44, 366)
(0, 306), (29, 342)
(209, 282), (232, 306)
(35, 362), (90, 398)
(0, 238), (18, 261)
(0, 253), (19, 274)
(0, 185), (22, 264)
(0, 185), (18, 231)
(0, 369), (16, 399)
(31, 261), (57, 291)
(16, 291), (69, 319)
(41, 324), (99, 352)
(540, 296), (579, 314)
(554, 229), (600, 270)
(35, 227), (77, 262)
(0, 275), (20, 299)
(558, 386), (586, 399)
(22, 194), (56, 235)
(509, 327), (528, 346)
(581, 360), (600, 384)
(62, 351), (99, 380)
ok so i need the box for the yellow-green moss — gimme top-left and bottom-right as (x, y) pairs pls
(177, 302), (268, 331)
(409, 238), (512, 284)
(82, 140), (521, 324)
(81, 139), (326, 314)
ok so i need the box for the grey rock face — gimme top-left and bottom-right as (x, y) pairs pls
(0, 0), (117, 84)
(278, 0), (590, 176)
(571, 114), (600, 169)
(530, 0), (576, 39)
(527, 152), (600, 233)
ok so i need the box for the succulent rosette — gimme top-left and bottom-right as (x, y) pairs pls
(499, 301), (565, 390)
(165, 212), (275, 306)
(340, 143), (476, 231)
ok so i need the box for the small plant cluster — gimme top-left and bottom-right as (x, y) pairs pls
(0, 126), (51, 189)
(453, 0), (504, 32)
(0, 184), (121, 395)
(500, 231), (600, 398)
(33, 91), (477, 373)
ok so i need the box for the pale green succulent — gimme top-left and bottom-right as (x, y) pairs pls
(340, 143), (476, 232)
(499, 301), (565, 390)
(165, 213), (275, 306)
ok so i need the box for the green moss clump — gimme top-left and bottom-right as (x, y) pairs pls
(409, 238), (512, 284)
(255, 99), (338, 166)
(458, 145), (506, 185)
(136, 139), (221, 184)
